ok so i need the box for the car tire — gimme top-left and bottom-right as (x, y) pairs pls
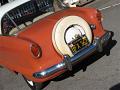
(23, 76), (43, 90)
(52, 16), (92, 57)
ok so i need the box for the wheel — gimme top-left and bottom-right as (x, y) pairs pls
(23, 76), (43, 90)
(52, 16), (92, 57)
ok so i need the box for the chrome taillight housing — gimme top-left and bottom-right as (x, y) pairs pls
(30, 44), (42, 59)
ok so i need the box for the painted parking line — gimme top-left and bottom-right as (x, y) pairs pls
(99, 2), (120, 11)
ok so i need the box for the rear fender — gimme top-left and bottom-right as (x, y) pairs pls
(0, 36), (36, 76)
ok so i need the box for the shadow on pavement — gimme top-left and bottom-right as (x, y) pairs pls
(52, 31), (117, 81)
(0, 84), (4, 90)
(110, 83), (120, 90)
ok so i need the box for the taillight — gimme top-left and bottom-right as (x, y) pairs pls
(97, 10), (103, 21)
(30, 44), (42, 59)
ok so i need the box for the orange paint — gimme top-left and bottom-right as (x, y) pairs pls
(0, 7), (106, 83)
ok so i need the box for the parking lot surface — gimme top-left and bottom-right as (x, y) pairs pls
(0, 0), (120, 90)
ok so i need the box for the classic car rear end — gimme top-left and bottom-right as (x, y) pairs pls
(16, 7), (111, 81)
(0, 0), (112, 90)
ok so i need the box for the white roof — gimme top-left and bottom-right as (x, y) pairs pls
(0, 0), (30, 34)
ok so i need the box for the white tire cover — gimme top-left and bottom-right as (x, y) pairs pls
(52, 16), (92, 57)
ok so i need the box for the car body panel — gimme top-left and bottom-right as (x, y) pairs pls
(16, 7), (106, 82)
(0, 1), (108, 83)
(0, 36), (35, 75)
(18, 7), (105, 38)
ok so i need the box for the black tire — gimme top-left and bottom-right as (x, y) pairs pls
(23, 76), (43, 90)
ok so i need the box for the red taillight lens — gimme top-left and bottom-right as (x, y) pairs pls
(30, 44), (41, 58)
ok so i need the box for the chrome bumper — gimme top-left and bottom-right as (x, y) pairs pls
(33, 31), (112, 78)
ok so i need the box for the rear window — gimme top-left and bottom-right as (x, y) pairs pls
(1, 0), (54, 35)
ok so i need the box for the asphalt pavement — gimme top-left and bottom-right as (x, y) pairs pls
(0, 0), (120, 90)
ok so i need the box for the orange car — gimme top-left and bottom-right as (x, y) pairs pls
(0, 0), (112, 90)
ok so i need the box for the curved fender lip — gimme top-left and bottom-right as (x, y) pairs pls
(0, 36), (40, 76)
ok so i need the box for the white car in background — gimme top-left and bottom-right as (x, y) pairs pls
(0, 0), (15, 6)
(57, 0), (94, 8)
(0, 0), (54, 35)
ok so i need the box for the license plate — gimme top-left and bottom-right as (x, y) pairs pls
(68, 35), (89, 54)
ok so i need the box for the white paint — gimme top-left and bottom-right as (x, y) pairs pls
(63, 0), (79, 7)
(64, 0), (79, 4)
(99, 2), (120, 11)
(0, 0), (30, 34)
(52, 16), (92, 57)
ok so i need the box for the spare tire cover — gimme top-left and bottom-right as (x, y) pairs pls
(52, 16), (92, 57)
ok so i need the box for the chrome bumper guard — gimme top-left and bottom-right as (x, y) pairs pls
(33, 31), (112, 78)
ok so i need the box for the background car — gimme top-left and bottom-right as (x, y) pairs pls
(0, 0), (15, 6)
(56, 0), (95, 8)
(0, 0), (112, 90)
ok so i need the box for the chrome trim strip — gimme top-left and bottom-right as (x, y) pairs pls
(33, 31), (112, 78)
(33, 62), (66, 78)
